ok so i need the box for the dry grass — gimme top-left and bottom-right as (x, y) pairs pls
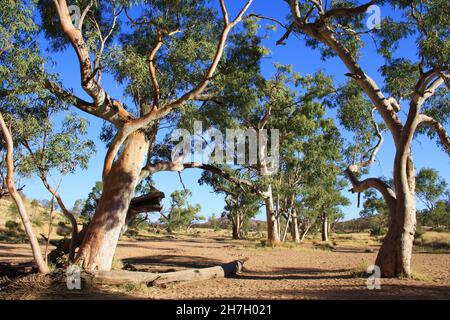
(0, 197), (73, 244)
(414, 231), (450, 252)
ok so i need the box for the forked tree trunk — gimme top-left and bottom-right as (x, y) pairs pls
(376, 153), (416, 277)
(300, 224), (310, 242)
(264, 185), (280, 245)
(75, 132), (148, 271)
(231, 213), (243, 239)
(321, 215), (328, 242)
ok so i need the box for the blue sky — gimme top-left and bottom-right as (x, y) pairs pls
(21, 1), (450, 221)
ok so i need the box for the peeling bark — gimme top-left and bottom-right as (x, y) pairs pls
(75, 132), (148, 271)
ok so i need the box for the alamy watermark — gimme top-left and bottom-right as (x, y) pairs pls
(330, 0), (381, 30)
(68, 5), (81, 28)
(170, 121), (280, 175)
(66, 264), (81, 290)
(366, 265), (381, 290)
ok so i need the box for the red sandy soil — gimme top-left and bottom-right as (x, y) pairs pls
(0, 233), (449, 299)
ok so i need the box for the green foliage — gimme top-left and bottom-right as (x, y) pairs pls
(81, 181), (103, 217)
(416, 168), (450, 228)
(8, 203), (18, 216)
(416, 168), (448, 210)
(359, 189), (389, 234)
(208, 213), (221, 231)
(14, 113), (95, 178)
(72, 198), (86, 216)
(159, 189), (203, 232)
(360, 189), (388, 218)
(5, 220), (20, 231)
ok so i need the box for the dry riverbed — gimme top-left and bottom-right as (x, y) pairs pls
(0, 230), (449, 299)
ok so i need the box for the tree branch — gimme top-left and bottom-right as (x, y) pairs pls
(142, 161), (261, 196)
(52, 0), (132, 126)
(44, 80), (131, 125)
(126, 0), (254, 132)
(418, 114), (450, 153)
(324, 1), (376, 19)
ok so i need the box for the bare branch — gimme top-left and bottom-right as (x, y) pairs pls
(219, 0), (229, 25)
(120, 0), (254, 139)
(44, 80), (132, 125)
(343, 107), (396, 210)
(148, 30), (164, 109)
(52, 0), (132, 125)
(348, 108), (384, 172)
(78, 0), (93, 31)
(324, 1), (376, 19)
(418, 114), (450, 153)
(141, 161), (262, 196)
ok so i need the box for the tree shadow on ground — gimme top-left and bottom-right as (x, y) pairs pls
(235, 267), (355, 281)
(260, 283), (450, 300)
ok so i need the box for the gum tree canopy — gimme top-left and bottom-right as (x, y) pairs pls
(277, 0), (449, 277)
(38, 0), (254, 271)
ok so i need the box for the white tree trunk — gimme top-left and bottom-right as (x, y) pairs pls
(0, 113), (48, 273)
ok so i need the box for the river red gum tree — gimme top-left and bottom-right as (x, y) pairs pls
(283, 0), (449, 277)
(47, 0), (253, 271)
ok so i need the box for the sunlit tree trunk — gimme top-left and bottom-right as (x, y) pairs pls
(75, 132), (148, 271)
(0, 113), (48, 273)
(376, 150), (416, 277)
(291, 211), (300, 243)
(231, 211), (244, 239)
(321, 214), (329, 242)
(264, 185), (280, 245)
(300, 224), (310, 242)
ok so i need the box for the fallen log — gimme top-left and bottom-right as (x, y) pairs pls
(93, 259), (245, 287)
(94, 270), (159, 285)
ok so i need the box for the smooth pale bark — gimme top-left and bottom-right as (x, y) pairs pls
(286, 1), (426, 277)
(290, 214), (300, 243)
(281, 213), (291, 243)
(264, 185), (280, 245)
(321, 215), (329, 242)
(75, 132), (148, 271)
(376, 151), (416, 277)
(0, 113), (48, 273)
(299, 224), (310, 242)
(231, 212), (244, 239)
(39, 175), (78, 262)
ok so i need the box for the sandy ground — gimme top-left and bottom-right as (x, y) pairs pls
(1, 232), (449, 299)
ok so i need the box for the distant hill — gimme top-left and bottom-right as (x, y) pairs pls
(334, 215), (381, 233)
(0, 196), (71, 243)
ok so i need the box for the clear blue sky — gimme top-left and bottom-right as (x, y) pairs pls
(21, 1), (450, 221)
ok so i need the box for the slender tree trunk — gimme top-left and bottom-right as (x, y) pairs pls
(281, 213), (291, 243)
(291, 214), (300, 243)
(0, 113), (48, 273)
(321, 215), (329, 242)
(231, 212), (243, 239)
(264, 185), (280, 245)
(75, 132), (148, 271)
(40, 175), (78, 262)
(300, 224), (310, 242)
